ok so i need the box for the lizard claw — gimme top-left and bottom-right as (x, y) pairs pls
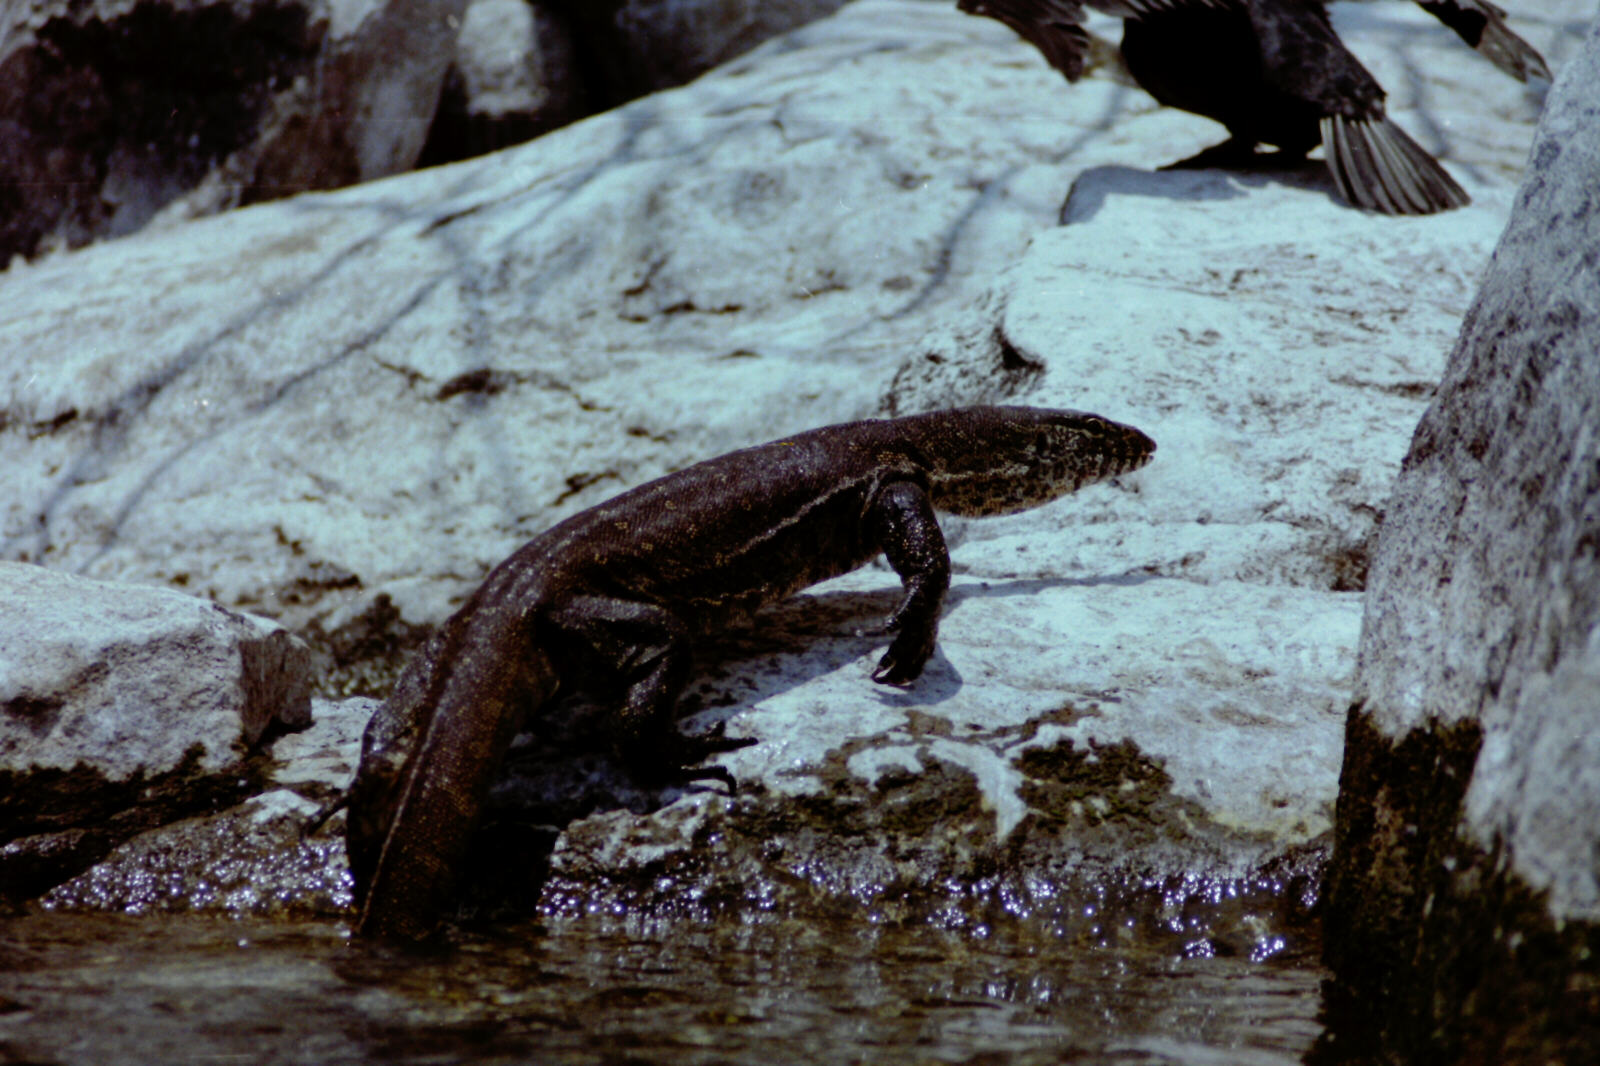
(301, 791), (349, 839)
(871, 652), (920, 687)
(623, 721), (757, 793)
(870, 622), (934, 686)
(670, 764), (742, 796)
(684, 718), (760, 757)
(636, 750), (750, 795)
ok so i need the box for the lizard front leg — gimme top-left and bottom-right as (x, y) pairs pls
(866, 479), (951, 686)
(540, 596), (755, 790)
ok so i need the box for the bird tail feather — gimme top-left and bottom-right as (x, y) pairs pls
(1321, 114), (1470, 216)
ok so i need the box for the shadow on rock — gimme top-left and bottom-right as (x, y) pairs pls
(1060, 164), (1346, 224)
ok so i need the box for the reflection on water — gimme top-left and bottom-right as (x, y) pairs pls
(0, 910), (1322, 1065)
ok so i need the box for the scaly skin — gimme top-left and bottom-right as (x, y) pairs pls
(347, 405), (1156, 938)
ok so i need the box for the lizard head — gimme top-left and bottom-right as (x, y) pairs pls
(913, 405), (1156, 517)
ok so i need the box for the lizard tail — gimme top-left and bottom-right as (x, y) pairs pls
(348, 607), (556, 939)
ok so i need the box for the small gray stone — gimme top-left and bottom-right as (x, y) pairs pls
(0, 562), (312, 831)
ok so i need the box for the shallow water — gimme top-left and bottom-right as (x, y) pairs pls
(0, 910), (1323, 1065)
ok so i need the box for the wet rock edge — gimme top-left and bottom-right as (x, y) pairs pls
(0, 744), (277, 903)
(1315, 706), (1600, 1063)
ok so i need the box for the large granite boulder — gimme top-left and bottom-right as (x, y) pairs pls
(423, 0), (850, 163)
(1319, 15), (1600, 1064)
(539, 0), (848, 105)
(0, 0), (1583, 941)
(0, 0), (466, 263)
(1, 0), (1170, 685)
(1, 0), (861, 263)
(0, 562), (313, 899)
(419, 0), (591, 165)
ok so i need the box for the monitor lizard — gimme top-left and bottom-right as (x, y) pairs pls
(345, 404), (1156, 938)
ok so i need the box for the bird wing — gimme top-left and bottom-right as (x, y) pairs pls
(1414, 0), (1551, 81)
(1086, 0), (1236, 16)
(957, 0), (1094, 81)
(957, 0), (1239, 82)
(1229, 0), (1386, 120)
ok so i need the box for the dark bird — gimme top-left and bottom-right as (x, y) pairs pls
(959, 0), (1550, 215)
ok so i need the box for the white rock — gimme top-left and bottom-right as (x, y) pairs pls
(0, 0), (1187, 636)
(699, 569), (1355, 848)
(268, 696), (376, 790)
(0, 562), (312, 784)
(456, 0), (551, 118)
(0, 0), (1565, 639)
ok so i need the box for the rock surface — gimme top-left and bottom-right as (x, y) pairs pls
(421, 0), (850, 164)
(0, 0), (466, 263)
(0, 562), (313, 897)
(533, 160), (1505, 935)
(1320, 14), (1600, 1063)
(37, 698), (370, 918)
(0, 0), (1587, 939)
(0, 0), (1570, 665)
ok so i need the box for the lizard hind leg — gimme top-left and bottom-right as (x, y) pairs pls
(540, 596), (754, 791)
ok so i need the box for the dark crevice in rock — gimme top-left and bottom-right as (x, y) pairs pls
(431, 366), (600, 409)
(417, 2), (592, 168)
(538, 1), (637, 113)
(416, 65), (550, 170)
(300, 593), (432, 699)
(1324, 526), (1375, 593)
(437, 367), (516, 400)
(25, 408), (80, 439)
(1315, 705), (1600, 1064)
(552, 470), (620, 505)
(993, 325), (1044, 378)
(1, 694), (66, 737)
